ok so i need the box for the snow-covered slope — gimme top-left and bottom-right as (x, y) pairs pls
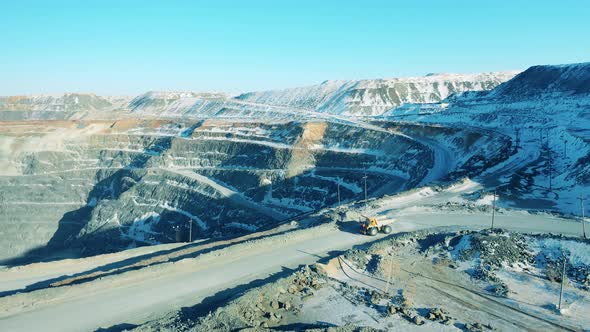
(383, 62), (590, 214)
(384, 62), (590, 128)
(0, 93), (126, 112)
(235, 72), (519, 116)
(0, 93), (131, 120)
(127, 91), (321, 120)
(122, 72), (517, 118)
(490, 62), (590, 98)
(128, 91), (227, 117)
(0, 72), (517, 119)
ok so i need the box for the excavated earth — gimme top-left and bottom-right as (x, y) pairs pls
(0, 115), (512, 264)
(132, 228), (590, 332)
(1, 64), (589, 332)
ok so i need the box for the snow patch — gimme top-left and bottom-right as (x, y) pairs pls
(126, 212), (161, 244)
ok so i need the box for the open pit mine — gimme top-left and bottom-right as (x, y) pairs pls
(1, 64), (590, 332)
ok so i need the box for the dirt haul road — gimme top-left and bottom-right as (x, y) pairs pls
(0, 192), (586, 332)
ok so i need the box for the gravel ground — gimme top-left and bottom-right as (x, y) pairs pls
(129, 227), (590, 331)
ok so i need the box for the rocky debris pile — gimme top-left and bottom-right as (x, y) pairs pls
(288, 265), (324, 296)
(330, 281), (368, 308)
(367, 289), (383, 305)
(386, 305), (459, 327)
(330, 280), (390, 310)
(240, 298), (289, 328)
(344, 249), (370, 270)
(488, 283), (510, 297)
(450, 229), (535, 296)
(149, 265), (329, 332)
(321, 210), (342, 224)
(451, 230), (590, 291)
(534, 240), (590, 288)
(455, 229), (533, 269)
(328, 279), (427, 327)
(434, 201), (496, 214)
(464, 321), (494, 331)
(412, 315), (425, 326)
(386, 304), (423, 326)
(572, 266), (590, 288)
(543, 258), (590, 289)
(425, 307), (454, 325)
(543, 259), (566, 283)
(240, 265), (325, 328)
(270, 324), (384, 332)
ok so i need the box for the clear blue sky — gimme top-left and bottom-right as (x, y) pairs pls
(1, 0), (588, 95)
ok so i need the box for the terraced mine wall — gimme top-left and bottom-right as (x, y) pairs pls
(0, 119), (509, 264)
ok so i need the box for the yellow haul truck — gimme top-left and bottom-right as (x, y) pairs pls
(359, 214), (393, 236)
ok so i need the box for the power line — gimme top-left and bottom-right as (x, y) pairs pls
(548, 148), (552, 192)
(580, 194), (587, 239)
(491, 190), (496, 230)
(363, 173), (368, 210)
(558, 258), (567, 311)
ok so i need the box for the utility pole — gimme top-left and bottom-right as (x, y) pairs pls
(580, 194), (587, 239)
(173, 225), (181, 243)
(548, 149), (552, 191)
(558, 258), (567, 310)
(514, 128), (521, 152)
(337, 183), (341, 205)
(491, 190), (496, 230)
(539, 128), (549, 148)
(363, 173), (368, 210)
(188, 218), (193, 243)
(564, 139), (567, 158)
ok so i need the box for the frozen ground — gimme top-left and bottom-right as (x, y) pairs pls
(139, 227), (589, 332)
(0, 179), (588, 332)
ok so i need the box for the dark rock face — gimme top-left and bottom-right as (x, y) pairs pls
(0, 69), (526, 263)
(6, 119), (485, 263)
(492, 62), (590, 98)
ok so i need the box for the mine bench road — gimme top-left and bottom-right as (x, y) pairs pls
(0, 206), (583, 332)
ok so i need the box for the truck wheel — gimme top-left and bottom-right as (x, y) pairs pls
(368, 227), (378, 236)
(381, 225), (392, 234)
